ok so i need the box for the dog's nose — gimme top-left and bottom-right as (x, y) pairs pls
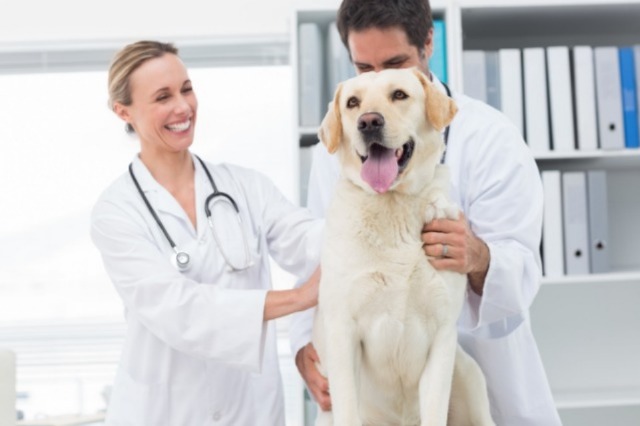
(358, 112), (385, 133)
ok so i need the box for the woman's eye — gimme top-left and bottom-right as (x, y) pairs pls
(392, 90), (408, 100)
(182, 86), (193, 93)
(156, 94), (169, 102)
(347, 97), (360, 108)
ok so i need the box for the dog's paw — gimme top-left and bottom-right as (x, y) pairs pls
(424, 195), (459, 223)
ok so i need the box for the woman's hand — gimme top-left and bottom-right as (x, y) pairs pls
(263, 266), (321, 321)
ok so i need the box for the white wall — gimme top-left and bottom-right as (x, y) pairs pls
(0, 0), (299, 43)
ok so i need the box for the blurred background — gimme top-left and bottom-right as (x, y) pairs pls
(0, 0), (309, 424)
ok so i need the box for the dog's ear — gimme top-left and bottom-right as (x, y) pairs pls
(318, 83), (343, 154)
(413, 68), (457, 131)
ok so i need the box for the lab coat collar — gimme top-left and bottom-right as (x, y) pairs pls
(430, 72), (450, 98)
(129, 153), (205, 225)
(130, 154), (161, 193)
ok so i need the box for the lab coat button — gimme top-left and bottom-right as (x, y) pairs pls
(212, 411), (221, 421)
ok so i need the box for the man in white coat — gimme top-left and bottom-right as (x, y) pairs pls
(290, 0), (562, 424)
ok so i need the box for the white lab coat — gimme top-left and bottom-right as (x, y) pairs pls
(91, 154), (322, 426)
(290, 79), (562, 426)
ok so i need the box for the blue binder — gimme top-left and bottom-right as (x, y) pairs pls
(619, 47), (640, 148)
(429, 19), (447, 83)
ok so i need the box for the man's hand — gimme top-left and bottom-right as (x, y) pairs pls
(421, 211), (490, 295)
(295, 342), (331, 411)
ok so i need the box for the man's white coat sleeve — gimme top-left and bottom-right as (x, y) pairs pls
(453, 116), (544, 335)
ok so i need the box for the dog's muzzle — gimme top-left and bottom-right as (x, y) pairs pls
(356, 111), (416, 193)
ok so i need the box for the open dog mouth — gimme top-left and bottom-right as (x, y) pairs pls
(359, 140), (415, 193)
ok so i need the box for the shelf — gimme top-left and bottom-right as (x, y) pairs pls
(299, 126), (318, 136)
(460, 1), (640, 50)
(17, 412), (105, 426)
(555, 387), (640, 410)
(542, 270), (640, 286)
(535, 149), (640, 171)
(534, 149), (640, 161)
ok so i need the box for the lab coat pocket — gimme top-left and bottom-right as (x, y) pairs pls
(107, 367), (210, 426)
(106, 369), (169, 426)
(208, 204), (261, 272)
(226, 227), (264, 289)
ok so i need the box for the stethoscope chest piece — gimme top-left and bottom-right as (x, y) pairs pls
(171, 250), (191, 271)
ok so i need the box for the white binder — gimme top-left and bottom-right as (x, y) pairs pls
(326, 22), (354, 103)
(572, 46), (599, 151)
(485, 50), (501, 110)
(523, 47), (551, 153)
(562, 171), (591, 275)
(587, 170), (610, 273)
(542, 171), (565, 277)
(634, 45), (640, 130)
(499, 48), (524, 135)
(298, 23), (324, 127)
(299, 145), (314, 207)
(463, 50), (487, 103)
(0, 349), (16, 426)
(547, 46), (576, 152)
(594, 46), (625, 150)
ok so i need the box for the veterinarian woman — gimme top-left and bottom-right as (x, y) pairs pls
(291, 0), (562, 425)
(91, 40), (322, 426)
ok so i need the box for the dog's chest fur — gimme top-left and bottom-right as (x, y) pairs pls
(320, 179), (459, 407)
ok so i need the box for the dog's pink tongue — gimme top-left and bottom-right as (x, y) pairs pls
(361, 146), (398, 193)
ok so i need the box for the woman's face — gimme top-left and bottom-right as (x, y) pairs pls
(116, 53), (197, 155)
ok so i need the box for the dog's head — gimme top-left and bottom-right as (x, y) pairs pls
(319, 68), (457, 195)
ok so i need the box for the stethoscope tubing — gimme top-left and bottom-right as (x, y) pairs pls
(129, 155), (251, 272)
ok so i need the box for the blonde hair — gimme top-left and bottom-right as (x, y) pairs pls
(107, 40), (179, 111)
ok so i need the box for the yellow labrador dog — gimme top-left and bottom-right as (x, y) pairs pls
(312, 68), (495, 426)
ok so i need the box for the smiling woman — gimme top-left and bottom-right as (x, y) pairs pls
(111, 43), (198, 156)
(0, 43), (304, 422)
(91, 40), (322, 425)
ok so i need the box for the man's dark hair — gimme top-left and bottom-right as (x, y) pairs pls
(337, 0), (433, 52)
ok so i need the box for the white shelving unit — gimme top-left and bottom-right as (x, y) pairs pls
(292, 1), (640, 424)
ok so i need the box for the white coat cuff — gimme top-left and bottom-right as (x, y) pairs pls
(289, 306), (315, 358)
(459, 243), (533, 337)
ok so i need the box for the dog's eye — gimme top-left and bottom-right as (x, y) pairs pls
(346, 96), (360, 109)
(392, 90), (408, 101)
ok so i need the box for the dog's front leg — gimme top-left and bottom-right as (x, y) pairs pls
(424, 165), (458, 223)
(418, 327), (457, 426)
(323, 314), (361, 425)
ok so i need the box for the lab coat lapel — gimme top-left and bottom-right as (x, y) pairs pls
(130, 155), (194, 226)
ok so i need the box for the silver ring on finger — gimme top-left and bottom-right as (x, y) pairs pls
(442, 243), (449, 258)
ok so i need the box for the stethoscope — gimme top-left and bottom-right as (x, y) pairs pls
(128, 155), (253, 272)
(441, 81), (452, 165)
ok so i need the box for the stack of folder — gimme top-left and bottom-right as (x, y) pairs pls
(541, 169), (610, 277)
(462, 45), (640, 153)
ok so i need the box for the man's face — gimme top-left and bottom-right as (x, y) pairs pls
(347, 26), (433, 75)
